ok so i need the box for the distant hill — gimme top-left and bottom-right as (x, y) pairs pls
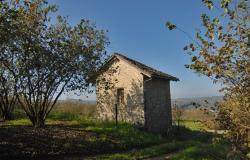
(59, 96), (223, 109)
(172, 96), (223, 109)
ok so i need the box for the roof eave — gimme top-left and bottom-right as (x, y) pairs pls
(151, 75), (179, 81)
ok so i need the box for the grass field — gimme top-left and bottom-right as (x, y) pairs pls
(0, 110), (233, 160)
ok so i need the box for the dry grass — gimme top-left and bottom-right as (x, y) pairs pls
(181, 109), (213, 121)
(175, 108), (219, 130)
(53, 101), (96, 118)
(13, 100), (97, 119)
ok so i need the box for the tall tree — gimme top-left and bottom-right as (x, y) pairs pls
(0, 0), (109, 127)
(0, 0), (19, 120)
(0, 66), (17, 120)
(166, 0), (249, 154)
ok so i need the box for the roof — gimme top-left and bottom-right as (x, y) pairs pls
(105, 53), (179, 81)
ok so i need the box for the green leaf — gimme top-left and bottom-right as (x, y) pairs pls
(165, 21), (176, 30)
(192, 56), (197, 62)
(202, 0), (214, 10)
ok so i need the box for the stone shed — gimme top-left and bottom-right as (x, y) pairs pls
(96, 53), (179, 133)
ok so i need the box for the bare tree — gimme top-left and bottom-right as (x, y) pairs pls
(172, 103), (184, 127)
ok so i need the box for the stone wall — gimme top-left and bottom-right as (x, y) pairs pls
(144, 77), (172, 133)
(96, 58), (145, 125)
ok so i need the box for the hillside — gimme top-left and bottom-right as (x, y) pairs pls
(172, 96), (223, 109)
(60, 96), (223, 110)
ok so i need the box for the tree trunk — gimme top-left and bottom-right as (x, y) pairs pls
(1, 108), (13, 120)
(29, 115), (45, 128)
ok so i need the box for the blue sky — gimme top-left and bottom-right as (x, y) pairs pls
(50, 0), (222, 100)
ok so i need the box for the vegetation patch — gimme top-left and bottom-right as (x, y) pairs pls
(0, 116), (166, 159)
(0, 113), (233, 159)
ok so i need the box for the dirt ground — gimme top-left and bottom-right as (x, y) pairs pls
(0, 124), (121, 159)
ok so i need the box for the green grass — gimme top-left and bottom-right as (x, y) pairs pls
(0, 112), (232, 159)
(2, 118), (31, 125)
(12, 108), (27, 119)
(89, 139), (231, 160)
(91, 141), (200, 160)
(171, 142), (230, 160)
(47, 111), (81, 121)
(3, 112), (83, 125)
(47, 112), (166, 148)
(85, 120), (230, 160)
(0, 113), (168, 158)
(86, 123), (165, 149)
(180, 120), (207, 131)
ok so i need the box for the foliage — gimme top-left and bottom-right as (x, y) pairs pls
(0, 66), (16, 120)
(0, 0), (108, 127)
(166, 0), (250, 154)
(216, 97), (250, 152)
(0, 2), (18, 120)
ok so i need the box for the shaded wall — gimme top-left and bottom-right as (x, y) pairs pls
(144, 77), (172, 133)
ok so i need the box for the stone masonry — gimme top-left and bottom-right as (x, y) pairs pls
(96, 53), (179, 133)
